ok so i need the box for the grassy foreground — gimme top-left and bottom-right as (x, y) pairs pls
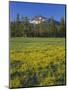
(10, 37), (66, 88)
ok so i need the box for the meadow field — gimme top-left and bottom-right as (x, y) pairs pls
(10, 37), (66, 88)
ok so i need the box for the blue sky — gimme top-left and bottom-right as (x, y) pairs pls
(9, 1), (66, 22)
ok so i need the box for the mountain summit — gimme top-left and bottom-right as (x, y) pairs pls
(30, 16), (60, 25)
(30, 16), (48, 24)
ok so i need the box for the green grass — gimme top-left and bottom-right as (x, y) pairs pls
(10, 37), (66, 88)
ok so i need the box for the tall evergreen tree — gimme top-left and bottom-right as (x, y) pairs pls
(15, 13), (20, 36)
(50, 17), (57, 37)
(23, 16), (30, 37)
(59, 17), (66, 37)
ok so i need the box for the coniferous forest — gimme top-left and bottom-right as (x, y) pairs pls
(10, 14), (66, 37)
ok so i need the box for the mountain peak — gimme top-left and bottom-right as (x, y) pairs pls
(30, 16), (60, 25)
(30, 15), (47, 24)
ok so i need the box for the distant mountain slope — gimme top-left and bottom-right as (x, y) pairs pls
(30, 16), (60, 25)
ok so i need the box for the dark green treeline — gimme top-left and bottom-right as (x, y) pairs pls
(10, 14), (66, 37)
